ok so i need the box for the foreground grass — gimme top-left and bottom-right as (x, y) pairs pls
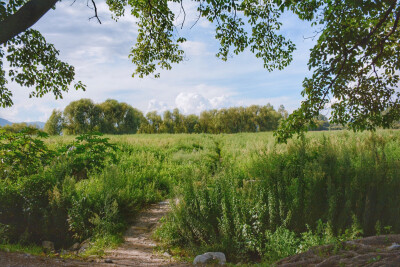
(1, 130), (400, 264)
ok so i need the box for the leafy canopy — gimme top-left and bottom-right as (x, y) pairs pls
(1, 0), (400, 141)
(1, 0), (86, 107)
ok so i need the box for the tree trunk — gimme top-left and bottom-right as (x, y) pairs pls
(0, 0), (58, 45)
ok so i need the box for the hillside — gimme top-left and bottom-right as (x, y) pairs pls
(0, 118), (45, 129)
(0, 117), (12, 126)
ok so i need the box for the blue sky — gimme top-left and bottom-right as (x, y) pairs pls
(0, 1), (317, 122)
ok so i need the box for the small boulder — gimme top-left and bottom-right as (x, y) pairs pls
(42, 241), (55, 252)
(78, 239), (91, 253)
(104, 259), (113, 263)
(69, 242), (80, 251)
(193, 252), (226, 265)
(87, 255), (96, 262)
(387, 243), (400, 250)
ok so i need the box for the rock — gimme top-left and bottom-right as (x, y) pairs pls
(193, 252), (226, 265)
(105, 259), (113, 263)
(88, 255), (97, 262)
(387, 243), (400, 250)
(67, 146), (76, 152)
(163, 252), (171, 258)
(69, 242), (80, 251)
(42, 241), (55, 252)
(78, 239), (91, 253)
(60, 250), (68, 256)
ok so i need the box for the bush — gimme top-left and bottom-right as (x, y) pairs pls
(59, 132), (118, 179)
(156, 132), (400, 262)
(0, 128), (54, 179)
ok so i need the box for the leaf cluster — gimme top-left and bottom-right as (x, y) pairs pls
(0, 127), (54, 179)
(59, 132), (118, 179)
(0, 0), (85, 107)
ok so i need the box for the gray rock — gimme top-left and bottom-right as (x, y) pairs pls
(68, 146), (76, 152)
(42, 241), (55, 252)
(87, 255), (96, 262)
(78, 239), (91, 253)
(105, 259), (113, 263)
(69, 242), (80, 251)
(163, 252), (171, 258)
(193, 252), (226, 265)
(387, 242), (400, 250)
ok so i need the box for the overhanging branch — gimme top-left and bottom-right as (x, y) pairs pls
(0, 0), (58, 45)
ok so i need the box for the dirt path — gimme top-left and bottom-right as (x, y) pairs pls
(105, 200), (187, 266)
(0, 200), (189, 267)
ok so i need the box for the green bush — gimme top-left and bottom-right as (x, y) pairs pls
(59, 132), (118, 179)
(0, 128), (54, 179)
(156, 132), (400, 262)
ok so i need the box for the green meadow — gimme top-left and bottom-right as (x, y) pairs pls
(1, 130), (400, 263)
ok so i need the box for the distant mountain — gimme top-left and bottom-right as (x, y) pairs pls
(0, 118), (45, 129)
(0, 117), (12, 126)
(26, 121), (45, 129)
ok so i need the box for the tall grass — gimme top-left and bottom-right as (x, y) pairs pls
(2, 130), (400, 263)
(156, 130), (400, 262)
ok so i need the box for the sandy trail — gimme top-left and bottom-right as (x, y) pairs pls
(105, 200), (186, 266)
(0, 200), (189, 267)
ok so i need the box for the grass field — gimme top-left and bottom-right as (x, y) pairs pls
(1, 130), (400, 263)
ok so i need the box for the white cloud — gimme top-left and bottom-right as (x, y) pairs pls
(180, 41), (209, 56)
(175, 93), (210, 114)
(148, 92), (232, 115)
(147, 99), (172, 114)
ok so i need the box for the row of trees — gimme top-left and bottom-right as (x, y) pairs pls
(44, 99), (143, 135)
(43, 99), (291, 135)
(140, 104), (287, 134)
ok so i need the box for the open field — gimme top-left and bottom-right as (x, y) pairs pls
(1, 130), (400, 264)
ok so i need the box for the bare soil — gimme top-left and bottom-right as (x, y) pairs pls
(0, 201), (189, 267)
(276, 234), (400, 267)
(105, 200), (187, 266)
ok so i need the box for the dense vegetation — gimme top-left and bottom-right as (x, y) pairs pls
(42, 98), (289, 135)
(39, 98), (339, 136)
(1, 129), (400, 264)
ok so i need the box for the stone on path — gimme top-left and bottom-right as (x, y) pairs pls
(193, 252), (226, 265)
(387, 243), (400, 250)
(42, 241), (55, 252)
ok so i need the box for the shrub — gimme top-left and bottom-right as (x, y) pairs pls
(59, 132), (118, 179)
(0, 128), (54, 179)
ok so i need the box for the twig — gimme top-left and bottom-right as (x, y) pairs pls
(88, 0), (102, 24)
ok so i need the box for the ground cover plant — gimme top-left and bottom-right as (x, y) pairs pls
(1, 129), (400, 264)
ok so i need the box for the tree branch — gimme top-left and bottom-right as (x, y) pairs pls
(88, 0), (102, 24)
(0, 0), (58, 45)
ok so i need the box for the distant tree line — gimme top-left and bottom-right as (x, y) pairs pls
(41, 99), (294, 135)
(140, 104), (287, 134)
(0, 123), (40, 133)
(3, 99), (367, 135)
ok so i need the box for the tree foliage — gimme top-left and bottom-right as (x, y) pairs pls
(63, 98), (102, 134)
(2, 0), (400, 140)
(43, 109), (63, 135)
(61, 98), (144, 134)
(98, 99), (144, 134)
(45, 98), (287, 134)
(1, 17), (85, 107)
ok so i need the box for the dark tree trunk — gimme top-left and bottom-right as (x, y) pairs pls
(0, 0), (58, 45)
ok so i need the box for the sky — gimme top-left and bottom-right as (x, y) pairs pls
(0, 1), (317, 123)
